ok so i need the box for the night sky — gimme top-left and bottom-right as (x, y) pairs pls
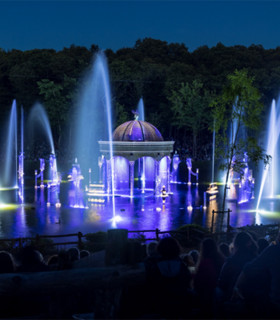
(1, 1), (280, 52)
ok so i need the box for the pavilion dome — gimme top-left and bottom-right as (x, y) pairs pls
(112, 120), (164, 141)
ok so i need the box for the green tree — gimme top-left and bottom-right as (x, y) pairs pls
(114, 102), (129, 127)
(169, 80), (212, 158)
(211, 69), (270, 215)
(37, 75), (77, 149)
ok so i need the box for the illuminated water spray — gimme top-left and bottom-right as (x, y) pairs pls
(2, 100), (18, 188)
(75, 51), (116, 219)
(28, 103), (60, 206)
(257, 99), (280, 210)
(137, 98), (146, 193)
(28, 103), (55, 155)
(18, 107), (24, 204)
(211, 120), (216, 183)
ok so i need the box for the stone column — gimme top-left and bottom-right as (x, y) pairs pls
(129, 161), (135, 197)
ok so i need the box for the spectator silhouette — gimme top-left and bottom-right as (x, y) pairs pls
(146, 237), (192, 318)
(80, 250), (90, 259)
(235, 233), (280, 318)
(257, 238), (269, 254)
(189, 249), (200, 266)
(144, 241), (160, 282)
(219, 242), (230, 258)
(194, 238), (224, 317)
(67, 247), (80, 262)
(57, 250), (72, 270)
(0, 251), (15, 273)
(217, 231), (257, 301)
(17, 246), (49, 272)
(47, 254), (59, 271)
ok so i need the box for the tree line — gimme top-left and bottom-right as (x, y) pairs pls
(0, 38), (279, 160)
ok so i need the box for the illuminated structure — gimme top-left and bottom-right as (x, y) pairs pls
(98, 118), (174, 197)
(186, 158), (199, 185)
(170, 152), (180, 183)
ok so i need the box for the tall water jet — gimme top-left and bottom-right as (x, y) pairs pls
(2, 100), (18, 188)
(137, 97), (145, 122)
(211, 120), (216, 183)
(74, 51), (115, 218)
(28, 103), (58, 189)
(137, 98), (146, 193)
(257, 99), (280, 210)
(28, 103), (55, 155)
(18, 107), (24, 204)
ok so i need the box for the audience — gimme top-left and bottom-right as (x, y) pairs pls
(47, 254), (59, 270)
(67, 247), (80, 262)
(0, 251), (15, 273)
(257, 238), (269, 254)
(0, 230), (278, 319)
(80, 250), (90, 259)
(219, 242), (230, 258)
(235, 232), (280, 318)
(189, 249), (200, 266)
(217, 231), (257, 302)
(144, 241), (160, 282)
(194, 238), (224, 318)
(145, 236), (192, 318)
(17, 246), (49, 272)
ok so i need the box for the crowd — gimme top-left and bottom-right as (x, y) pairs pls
(0, 231), (278, 319)
(0, 246), (91, 274)
(119, 231), (278, 319)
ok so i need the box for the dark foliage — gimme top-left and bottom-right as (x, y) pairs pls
(0, 40), (278, 160)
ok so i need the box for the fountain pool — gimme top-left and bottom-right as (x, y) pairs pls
(0, 180), (278, 239)
(0, 51), (280, 241)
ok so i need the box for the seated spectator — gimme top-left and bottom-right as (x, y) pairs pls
(146, 241), (158, 258)
(219, 242), (230, 258)
(80, 250), (90, 259)
(67, 247), (80, 262)
(257, 238), (269, 254)
(146, 237), (192, 318)
(144, 241), (160, 282)
(189, 249), (200, 266)
(57, 250), (72, 270)
(181, 253), (195, 267)
(217, 232), (257, 302)
(47, 254), (59, 271)
(0, 251), (15, 273)
(194, 238), (224, 317)
(235, 233), (280, 318)
(17, 246), (49, 272)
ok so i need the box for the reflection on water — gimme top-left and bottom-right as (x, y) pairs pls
(0, 183), (279, 239)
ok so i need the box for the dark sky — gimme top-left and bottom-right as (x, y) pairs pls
(1, 1), (280, 52)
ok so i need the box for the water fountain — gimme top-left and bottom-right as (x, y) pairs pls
(257, 98), (280, 211)
(186, 158), (199, 185)
(1, 52), (279, 239)
(170, 152), (181, 183)
(18, 107), (24, 204)
(68, 158), (85, 208)
(35, 159), (45, 189)
(28, 103), (61, 207)
(137, 98), (146, 193)
(1, 100), (18, 189)
(74, 51), (116, 219)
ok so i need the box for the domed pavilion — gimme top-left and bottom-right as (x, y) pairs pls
(98, 118), (174, 196)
